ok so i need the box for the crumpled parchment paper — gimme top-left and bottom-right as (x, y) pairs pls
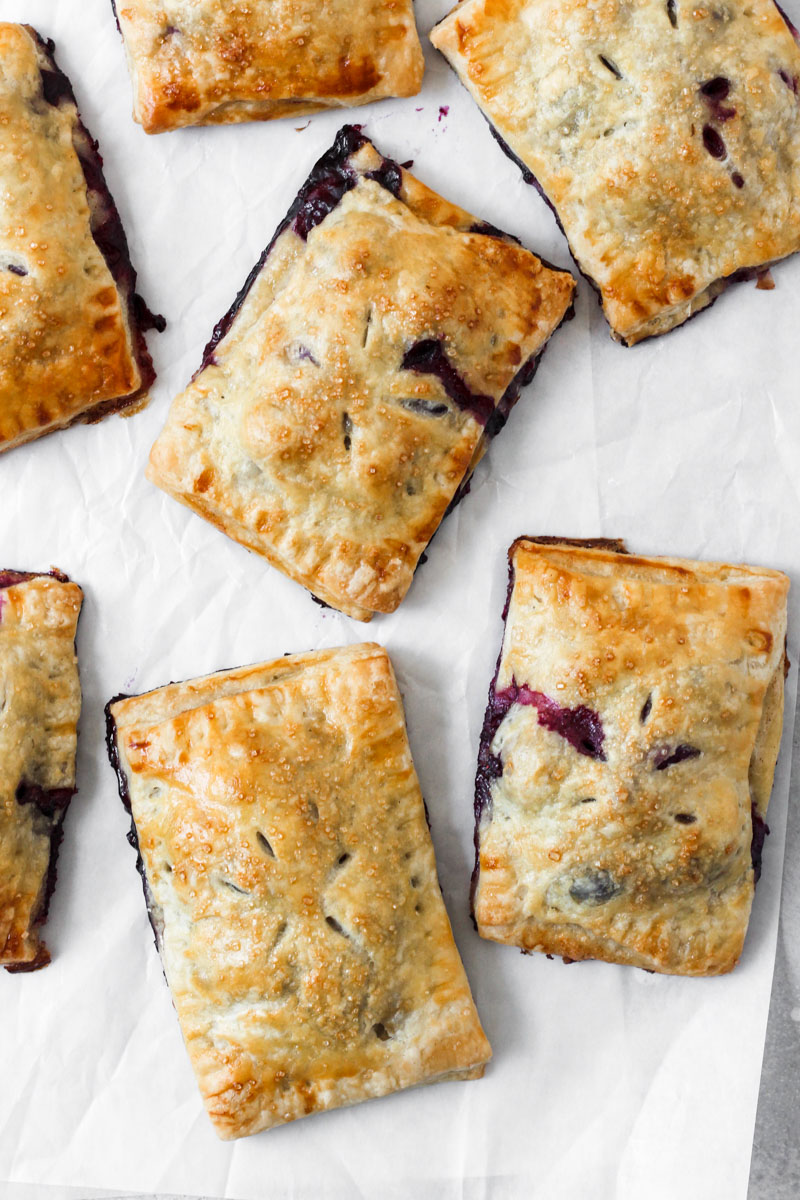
(1, 2), (798, 1197)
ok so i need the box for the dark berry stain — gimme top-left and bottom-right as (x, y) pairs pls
(732, 172), (745, 188)
(640, 693), (652, 724)
(674, 812), (697, 824)
(6, 264), (27, 277)
(779, 68), (799, 93)
(667, 0), (678, 26)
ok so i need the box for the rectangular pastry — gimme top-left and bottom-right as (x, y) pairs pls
(431, 0), (800, 344)
(0, 24), (163, 454)
(473, 537), (789, 976)
(106, 644), (491, 1138)
(147, 125), (576, 621)
(1, 570), (83, 972)
(111, 0), (425, 133)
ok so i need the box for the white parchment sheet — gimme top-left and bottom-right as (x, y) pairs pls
(1, 2), (799, 1197)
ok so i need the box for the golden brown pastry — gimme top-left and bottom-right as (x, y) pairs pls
(431, 0), (800, 344)
(473, 537), (789, 975)
(111, 0), (425, 133)
(147, 126), (575, 621)
(0, 23), (164, 454)
(0, 571), (83, 972)
(106, 643), (491, 1138)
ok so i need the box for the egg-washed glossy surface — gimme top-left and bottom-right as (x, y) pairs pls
(111, 0), (425, 132)
(0, 571), (82, 972)
(473, 537), (789, 975)
(106, 644), (491, 1139)
(147, 126), (575, 621)
(431, 0), (800, 344)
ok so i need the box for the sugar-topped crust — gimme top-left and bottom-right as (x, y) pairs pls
(0, 24), (161, 453)
(0, 572), (83, 972)
(107, 644), (491, 1139)
(113, 0), (425, 133)
(431, 0), (800, 344)
(147, 127), (575, 620)
(473, 538), (789, 975)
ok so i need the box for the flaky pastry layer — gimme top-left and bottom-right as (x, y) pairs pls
(107, 644), (490, 1138)
(473, 537), (789, 975)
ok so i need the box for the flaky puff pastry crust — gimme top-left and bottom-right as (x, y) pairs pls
(473, 538), (789, 976)
(0, 572), (82, 972)
(0, 25), (162, 453)
(112, 0), (424, 133)
(430, 0), (800, 344)
(147, 127), (575, 620)
(107, 644), (491, 1139)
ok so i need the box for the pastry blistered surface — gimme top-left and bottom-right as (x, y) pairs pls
(115, 0), (424, 132)
(148, 134), (575, 620)
(0, 574), (82, 970)
(474, 539), (789, 975)
(109, 645), (490, 1139)
(0, 24), (143, 450)
(431, 0), (800, 342)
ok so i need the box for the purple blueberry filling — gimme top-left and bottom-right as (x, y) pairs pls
(700, 76), (731, 99)
(751, 802), (769, 884)
(779, 68), (799, 92)
(6, 264), (27, 277)
(732, 172), (745, 189)
(33, 31), (164, 402)
(702, 124), (727, 159)
(493, 681), (607, 761)
(667, 0), (678, 27)
(365, 161), (403, 197)
(653, 743), (702, 770)
(15, 781), (75, 813)
(401, 340), (495, 427)
(198, 125), (407, 373)
(105, 698), (165, 955)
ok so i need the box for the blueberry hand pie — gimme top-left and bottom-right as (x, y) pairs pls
(473, 537), (789, 976)
(1, 570), (83, 972)
(147, 126), (575, 620)
(0, 24), (164, 454)
(106, 643), (491, 1138)
(111, 0), (425, 133)
(431, 0), (800, 344)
